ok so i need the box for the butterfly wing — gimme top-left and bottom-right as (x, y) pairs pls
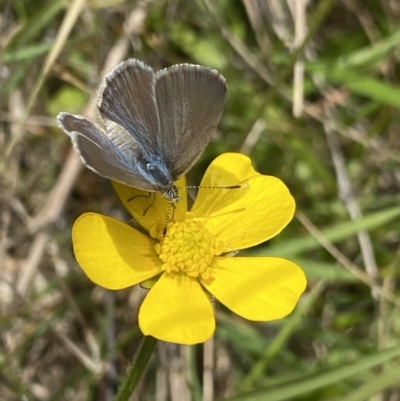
(57, 112), (158, 191)
(97, 59), (160, 156)
(155, 64), (227, 179)
(61, 59), (226, 193)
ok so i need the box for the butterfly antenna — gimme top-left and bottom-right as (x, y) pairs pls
(185, 184), (241, 190)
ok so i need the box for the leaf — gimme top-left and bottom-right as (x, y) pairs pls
(251, 206), (400, 257)
(222, 346), (400, 401)
(306, 62), (400, 109)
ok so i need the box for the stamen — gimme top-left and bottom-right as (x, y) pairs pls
(155, 213), (218, 280)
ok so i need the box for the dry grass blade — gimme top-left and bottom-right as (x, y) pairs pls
(296, 211), (400, 308)
(3, 0), (400, 399)
(4, 0), (87, 160)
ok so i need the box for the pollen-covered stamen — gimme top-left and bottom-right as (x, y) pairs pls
(155, 213), (217, 280)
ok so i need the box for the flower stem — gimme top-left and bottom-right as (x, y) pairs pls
(114, 336), (157, 401)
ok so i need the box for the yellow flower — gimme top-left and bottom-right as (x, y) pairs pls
(72, 153), (306, 344)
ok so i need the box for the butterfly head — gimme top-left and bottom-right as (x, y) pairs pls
(136, 156), (180, 202)
(162, 185), (181, 203)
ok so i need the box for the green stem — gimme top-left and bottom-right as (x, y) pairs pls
(114, 336), (157, 401)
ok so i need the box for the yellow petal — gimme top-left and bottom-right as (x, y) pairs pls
(201, 153), (260, 188)
(112, 176), (188, 235)
(192, 153), (295, 250)
(139, 273), (215, 344)
(72, 213), (160, 289)
(202, 257), (306, 320)
(194, 173), (295, 251)
(192, 153), (259, 216)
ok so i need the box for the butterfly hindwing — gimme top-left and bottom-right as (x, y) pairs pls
(57, 113), (157, 191)
(97, 59), (160, 157)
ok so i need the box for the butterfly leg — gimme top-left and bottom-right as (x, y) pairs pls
(127, 192), (156, 216)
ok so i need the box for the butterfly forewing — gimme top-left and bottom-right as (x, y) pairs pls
(97, 59), (160, 156)
(155, 65), (227, 179)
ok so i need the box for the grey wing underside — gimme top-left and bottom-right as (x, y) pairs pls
(97, 59), (159, 156)
(57, 113), (158, 191)
(97, 59), (227, 181)
(155, 64), (227, 179)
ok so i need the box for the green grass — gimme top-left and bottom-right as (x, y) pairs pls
(1, 0), (400, 400)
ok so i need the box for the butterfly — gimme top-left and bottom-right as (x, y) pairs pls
(57, 58), (227, 203)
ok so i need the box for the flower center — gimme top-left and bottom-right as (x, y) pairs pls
(155, 213), (220, 280)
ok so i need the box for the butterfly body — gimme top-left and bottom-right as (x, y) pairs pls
(58, 59), (226, 202)
(134, 154), (179, 202)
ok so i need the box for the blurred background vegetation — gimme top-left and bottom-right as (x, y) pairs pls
(1, 0), (400, 400)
